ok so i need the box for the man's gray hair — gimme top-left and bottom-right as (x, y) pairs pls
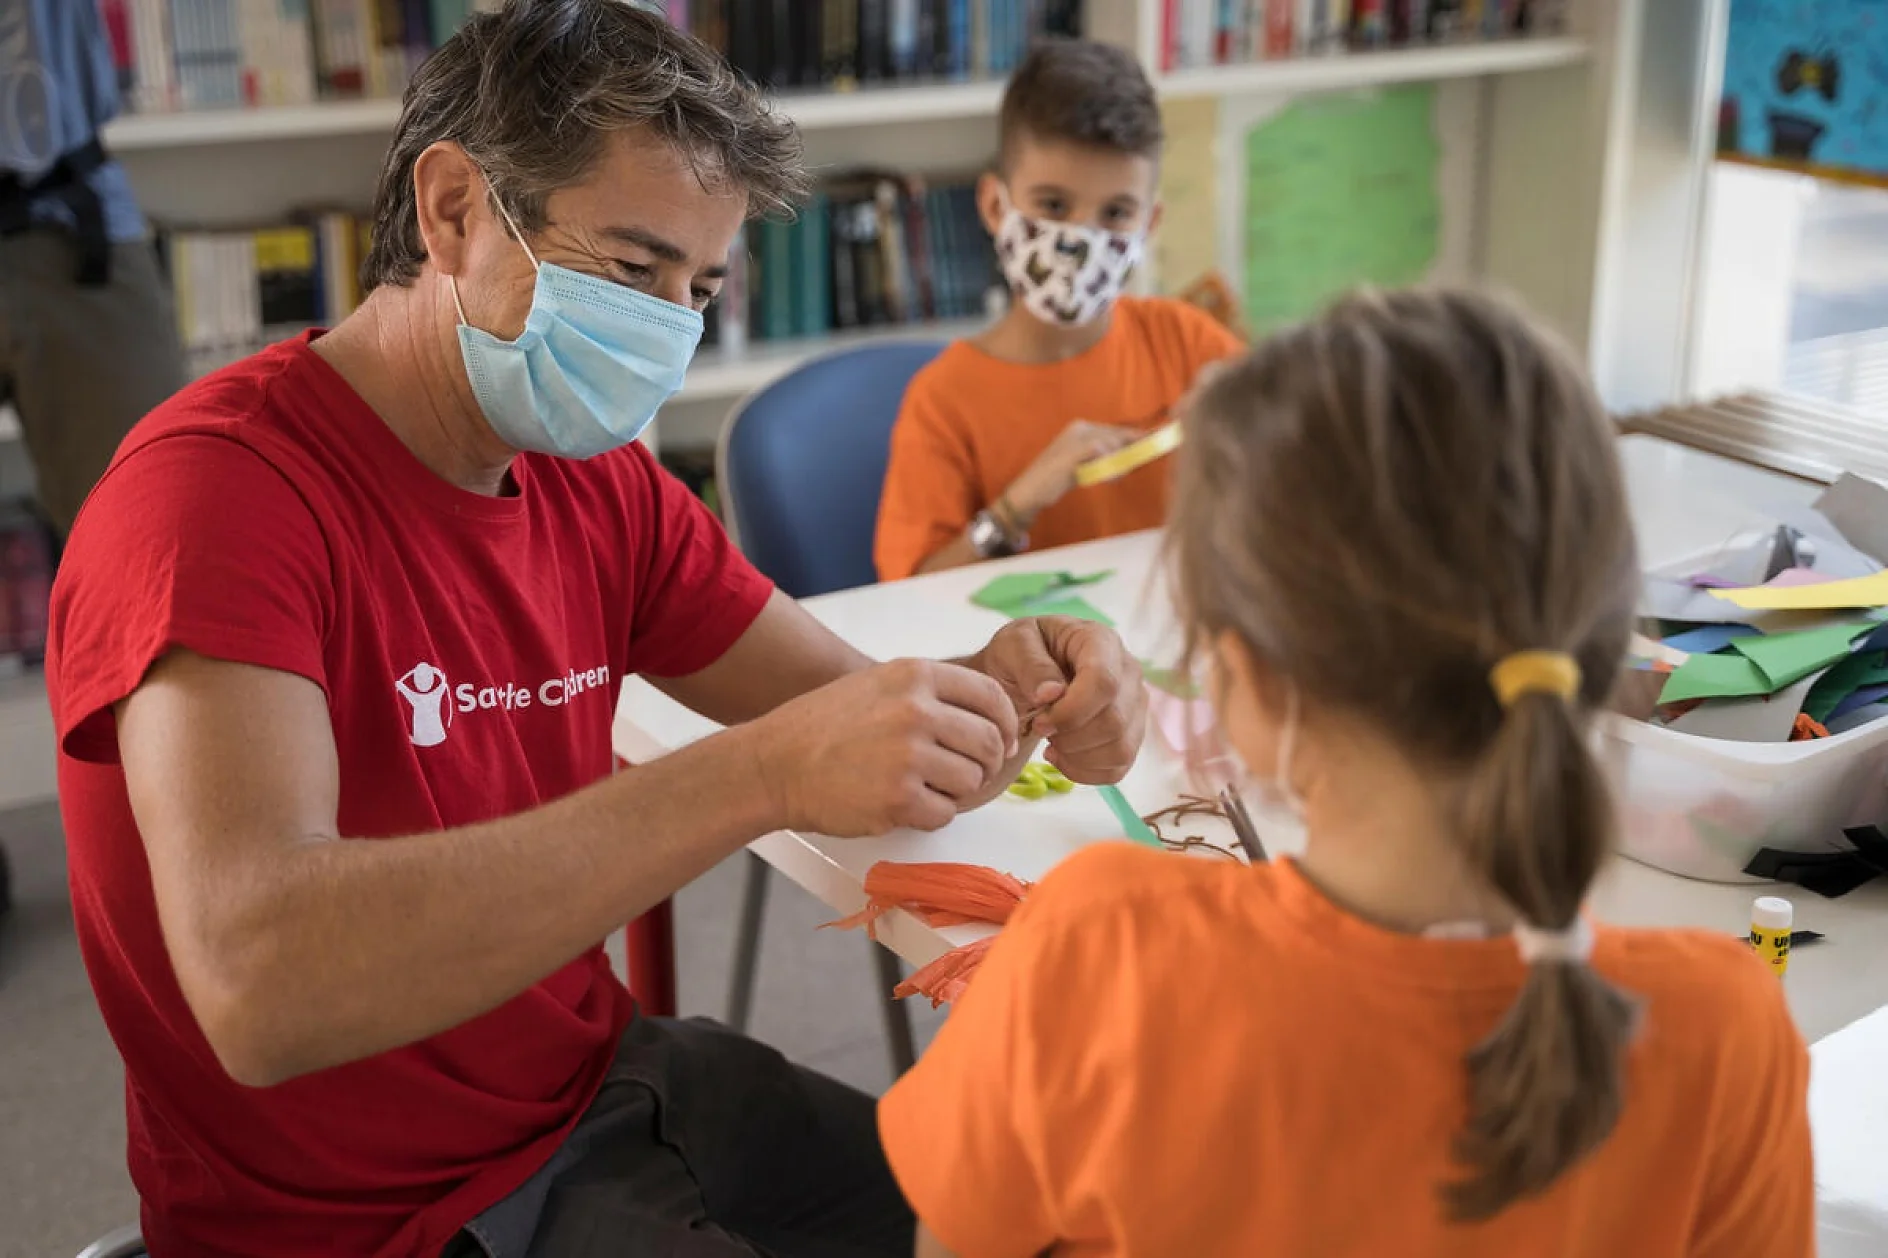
(363, 0), (808, 291)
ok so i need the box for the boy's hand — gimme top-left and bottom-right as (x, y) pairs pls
(1004, 420), (1144, 525)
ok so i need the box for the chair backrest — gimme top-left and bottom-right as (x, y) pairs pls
(717, 340), (945, 599)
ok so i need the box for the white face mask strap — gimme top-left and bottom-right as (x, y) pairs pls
(1275, 686), (1305, 816)
(487, 182), (541, 270)
(448, 275), (470, 327)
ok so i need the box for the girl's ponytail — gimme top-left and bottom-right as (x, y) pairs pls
(1445, 659), (1638, 1221)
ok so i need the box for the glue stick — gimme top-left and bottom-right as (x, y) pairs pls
(1749, 897), (1793, 978)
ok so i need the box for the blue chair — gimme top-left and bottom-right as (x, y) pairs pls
(715, 339), (947, 1078)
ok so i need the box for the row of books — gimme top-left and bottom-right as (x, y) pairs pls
(103, 0), (503, 113)
(153, 171), (999, 376)
(104, 0), (1083, 116)
(157, 211), (370, 378)
(711, 174), (999, 351)
(676, 0), (1084, 90)
(1158, 0), (1567, 68)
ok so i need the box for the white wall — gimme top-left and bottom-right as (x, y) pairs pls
(1690, 162), (1812, 399)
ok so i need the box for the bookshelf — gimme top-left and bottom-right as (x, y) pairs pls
(1157, 33), (1589, 98)
(2, 2), (1663, 806)
(102, 37), (1591, 151)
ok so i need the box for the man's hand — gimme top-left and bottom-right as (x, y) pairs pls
(970, 617), (1146, 785)
(1003, 420), (1143, 526)
(749, 659), (1020, 837)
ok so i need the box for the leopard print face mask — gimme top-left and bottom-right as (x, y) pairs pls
(994, 202), (1144, 327)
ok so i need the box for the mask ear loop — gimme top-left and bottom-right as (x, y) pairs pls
(1275, 685), (1306, 818)
(450, 178), (541, 328)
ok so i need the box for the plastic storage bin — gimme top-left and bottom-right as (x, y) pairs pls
(1610, 543), (1888, 881)
(1600, 710), (1888, 882)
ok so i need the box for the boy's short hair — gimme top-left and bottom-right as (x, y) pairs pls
(998, 39), (1164, 168)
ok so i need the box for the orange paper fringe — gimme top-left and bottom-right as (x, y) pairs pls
(822, 861), (1032, 1006)
(895, 937), (996, 1008)
(1792, 713), (1831, 741)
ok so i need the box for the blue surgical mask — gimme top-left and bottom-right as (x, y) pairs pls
(452, 196), (703, 459)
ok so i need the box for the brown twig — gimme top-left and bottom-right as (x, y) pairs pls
(1139, 794), (1241, 861)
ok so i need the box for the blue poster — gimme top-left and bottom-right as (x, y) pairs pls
(1719, 0), (1888, 184)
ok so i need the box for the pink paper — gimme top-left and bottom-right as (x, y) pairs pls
(1765, 567), (1837, 589)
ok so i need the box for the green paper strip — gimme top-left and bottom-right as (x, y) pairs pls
(1730, 621), (1877, 690)
(1097, 784), (1164, 849)
(1658, 653), (1774, 706)
(1015, 596), (1113, 626)
(970, 570), (1114, 620)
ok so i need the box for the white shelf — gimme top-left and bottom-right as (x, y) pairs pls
(106, 79), (1007, 152)
(1157, 35), (1591, 99)
(107, 96), (403, 150)
(679, 316), (987, 402)
(779, 79), (1006, 130)
(104, 38), (1588, 152)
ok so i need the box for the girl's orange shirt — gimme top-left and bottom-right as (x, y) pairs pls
(879, 845), (1813, 1258)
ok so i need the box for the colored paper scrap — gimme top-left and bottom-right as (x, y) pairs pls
(1658, 653), (1774, 705)
(1729, 622), (1877, 689)
(1073, 421), (1182, 488)
(970, 571), (1115, 623)
(1806, 651), (1888, 722)
(1711, 570), (1888, 611)
(1771, 503), (1885, 578)
(1692, 526), (1803, 589)
(1097, 784), (1164, 849)
(1816, 473), (1888, 566)
(1660, 624), (1761, 656)
(1668, 672), (1824, 744)
(1645, 577), (1767, 624)
(1829, 700), (1888, 735)
(1832, 684), (1888, 723)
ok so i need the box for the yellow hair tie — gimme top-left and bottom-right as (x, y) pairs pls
(1489, 650), (1582, 708)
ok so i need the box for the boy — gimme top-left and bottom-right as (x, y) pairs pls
(873, 39), (1243, 581)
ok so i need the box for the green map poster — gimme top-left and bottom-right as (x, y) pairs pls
(1243, 85), (1442, 331)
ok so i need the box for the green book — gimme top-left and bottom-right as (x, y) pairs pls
(792, 193), (832, 338)
(757, 216), (795, 340)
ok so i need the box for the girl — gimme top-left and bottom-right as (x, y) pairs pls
(877, 288), (1812, 1256)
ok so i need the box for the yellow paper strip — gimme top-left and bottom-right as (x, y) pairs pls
(1074, 421), (1184, 488)
(1710, 570), (1888, 611)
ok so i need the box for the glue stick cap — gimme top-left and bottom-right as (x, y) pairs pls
(1752, 896), (1793, 930)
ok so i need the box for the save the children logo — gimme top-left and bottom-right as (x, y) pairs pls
(395, 662), (453, 747)
(395, 659), (614, 747)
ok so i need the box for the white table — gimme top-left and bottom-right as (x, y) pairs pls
(617, 433), (1888, 1246)
(618, 434), (1888, 1037)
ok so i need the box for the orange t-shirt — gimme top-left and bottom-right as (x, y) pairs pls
(879, 846), (1813, 1258)
(874, 297), (1244, 581)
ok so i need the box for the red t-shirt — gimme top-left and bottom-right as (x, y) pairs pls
(47, 332), (773, 1257)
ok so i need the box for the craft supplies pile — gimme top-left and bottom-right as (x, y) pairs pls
(1633, 473), (1888, 743)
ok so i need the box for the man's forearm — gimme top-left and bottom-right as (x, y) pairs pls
(649, 589), (873, 726)
(174, 725), (776, 1087)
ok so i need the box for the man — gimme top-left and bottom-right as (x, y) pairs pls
(46, 2), (1146, 1256)
(2, 0), (185, 919)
